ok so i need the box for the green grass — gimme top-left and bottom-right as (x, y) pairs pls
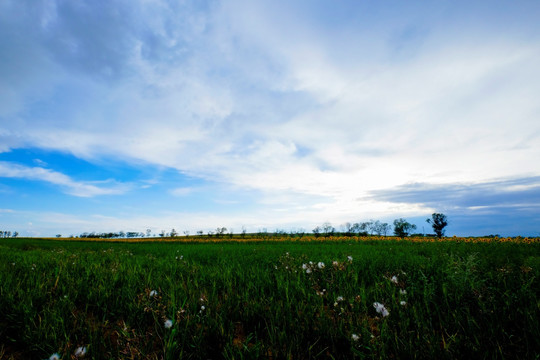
(0, 238), (539, 359)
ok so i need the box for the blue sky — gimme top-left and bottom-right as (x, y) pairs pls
(1, 0), (540, 237)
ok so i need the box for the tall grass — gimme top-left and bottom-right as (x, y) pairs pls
(0, 238), (538, 359)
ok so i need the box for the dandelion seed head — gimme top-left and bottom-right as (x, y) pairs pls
(301, 263), (308, 270)
(317, 262), (325, 269)
(373, 302), (389, 317)
(74, 346), (87, 357)
(336, 296), (344, 302)
(306, 268), (312, 274)
(164, 319), (173, 328)
(391, 276), (398, 284)
(352, 333), (360, 341)
(400, 301), (407, 306)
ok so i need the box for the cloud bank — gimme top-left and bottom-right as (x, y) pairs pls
(1, 0), (540, 236)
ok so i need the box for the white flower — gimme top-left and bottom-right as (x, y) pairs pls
(399, 289), (407, 295)
(301, 263), (308, 270)
(373, 302), (389, 317)
(332, 261), (339, 266)
(390, 276), (398, 284)
(336, 296), (344, 302)
(164, 319), (173, 328)
(400, 301), (407, 306)
(306, 268), (312, 274)
(150, 290), (157, 297)
(317, 262), (325, 269)
(74, 346), (87, 357)
(347, 256), (353, 262)
(351, 333), (360, 342)
(201, 305), (205, 310)
(49, 353), (61, 360)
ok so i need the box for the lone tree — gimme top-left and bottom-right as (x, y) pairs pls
(426, 213), (448, 238)
(393, 218), (417, 238)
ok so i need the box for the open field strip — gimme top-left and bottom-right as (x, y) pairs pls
(0, 238), (539, 359)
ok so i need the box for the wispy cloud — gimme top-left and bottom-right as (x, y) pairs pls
(0, 161), (130, 197)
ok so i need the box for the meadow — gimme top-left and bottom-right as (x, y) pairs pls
(0, 237), (538, 359)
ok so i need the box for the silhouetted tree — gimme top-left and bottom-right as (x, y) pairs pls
(393, 218), (417, 238)
(426, 213), (448, 238)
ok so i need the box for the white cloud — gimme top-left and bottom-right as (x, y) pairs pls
(0, 161), (130, 197)
(1, 0), (540, 235)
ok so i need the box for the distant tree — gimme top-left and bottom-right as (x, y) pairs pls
(197, 230), (204, 236)
(322, 222), (335, 238)
(12, 231), (18, 238)
(426, 213), (448, 238)
(183, 230), (190, 238)
(170, 228), (178, 237)
(351, 222), (368, 236)
(312, 226), (321, 238)
(342, 222), (353, 237)
(159, 230), (166, 237)
(380, 223), (391, 236)
(393, 218), (417, 238)
(241, 226), (247, 239)
(146, 229), (152, 237)
(215, 227), (227, 238)
(56, 234), (62, 238)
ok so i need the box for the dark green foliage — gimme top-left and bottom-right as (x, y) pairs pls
(427, 213), (449, 238)
(0, 238), (538, 359)
(393, 218), (417, 238)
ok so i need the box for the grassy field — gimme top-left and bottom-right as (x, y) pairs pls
(0, 237), (539, 359)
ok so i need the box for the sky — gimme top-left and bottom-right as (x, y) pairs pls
(1, 0), (540, 237)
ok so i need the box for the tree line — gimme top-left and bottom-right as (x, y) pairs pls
(0, 230), (19, 238)
(59, 213), (448, 240)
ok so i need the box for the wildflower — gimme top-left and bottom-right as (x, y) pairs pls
(347, 256), (353, 262)
(332, 261), (339, 266)
(49, 354), (61, 360)
(150, 290), (157, 297)
(74, 346), (87, 357)
(306, 268), (312, 274)
(317, 262), (325, 269)
(336, 296), (344, 302)
(373, 302), (389, 317)
(399, 289), (407, 295)
(301, 263), (308, 270)
(400, 301), (407, 306)
(351, 333), (360, 342)
(390, 275), (398, 284)
(164, 319), (173, 328)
